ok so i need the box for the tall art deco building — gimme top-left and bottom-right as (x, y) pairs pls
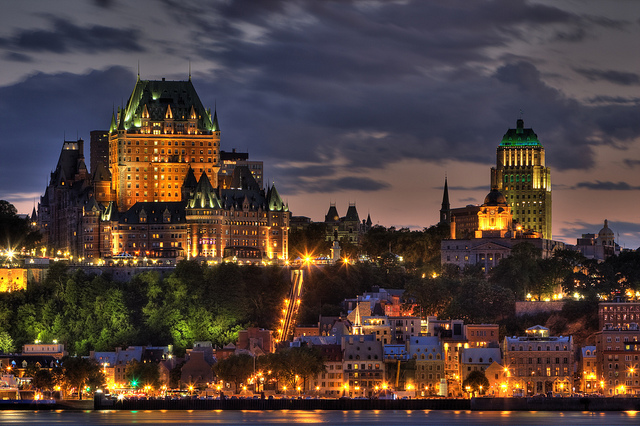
(490, 119), (552, 239)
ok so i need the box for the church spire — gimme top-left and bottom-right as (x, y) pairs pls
(439, 177), (450, 224)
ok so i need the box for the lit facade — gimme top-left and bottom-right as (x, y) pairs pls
(108, 78), (220, 212)
(38, 78), (290, 262)
(595, 325), (640, 396)
(491, 118), (552, 239)
(503, 326), (574, 395)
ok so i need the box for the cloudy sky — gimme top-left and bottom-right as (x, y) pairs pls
(1, 0), (640, 248)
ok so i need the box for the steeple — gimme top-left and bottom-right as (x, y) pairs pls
(439, 177), (450, 224)
(109, 110), (117, 133)
(212, 108), (220, 132)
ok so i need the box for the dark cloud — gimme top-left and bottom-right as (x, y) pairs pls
(94, 0), (116, 8)
(587, 95), (640, 105)
(0, 17), (144, 53)
(449, 185), (489, 192)
(623, 159), (640, 168)
(574, 181), (640, 190)
(4, 52), (32, 62)
(279, 176), (390, 195)
(0, 67), (135, 192)
(574, 68), (640, 86)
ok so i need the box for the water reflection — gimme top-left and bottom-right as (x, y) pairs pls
(0, 410), (639, 425)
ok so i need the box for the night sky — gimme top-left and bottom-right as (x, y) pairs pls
(1, 0), (640, 248)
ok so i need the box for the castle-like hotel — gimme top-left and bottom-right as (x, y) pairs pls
(37, 77), (289, 263)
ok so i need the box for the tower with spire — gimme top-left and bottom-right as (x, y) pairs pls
(439, 177), (450, 225)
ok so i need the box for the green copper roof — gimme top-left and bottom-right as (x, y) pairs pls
(118, 79), (215, 133)
(266, 184), (287, 212)
(499, 119), (542, 148)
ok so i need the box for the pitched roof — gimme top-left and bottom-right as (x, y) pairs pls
(266, 184), (287, 212)
(188, 172), (221, 209)
(345, 204), (359, 222)
(117, 79), (215, 133)
(229, 165), (260, 191)
(92, 162), (111, 182)
(119, 201), (186, 224)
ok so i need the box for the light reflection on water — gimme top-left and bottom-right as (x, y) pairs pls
(0, 410), (639, 425)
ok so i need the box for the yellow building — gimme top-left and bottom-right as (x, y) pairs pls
(108, 77), (221, 212)
(0, 269), (27, 292)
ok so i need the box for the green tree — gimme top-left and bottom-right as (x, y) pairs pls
(213, 354), (255, 393)
(489, 242), (542, 299)
(0, 330), (14, 353)
(462, 370), (490, 396)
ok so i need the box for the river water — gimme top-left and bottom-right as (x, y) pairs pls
(0, 409), (638, 425)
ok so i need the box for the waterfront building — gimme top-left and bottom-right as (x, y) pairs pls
(459, 347), (501, 381)
(342, 334), (384, 397)
(599, 298), (640, 330)
(580, 346), (598, 393)
(308, 344), (344, 396)
(408, 336), (445, 394)
(595, 324), (640, 395)
(503, 325), (574, 395)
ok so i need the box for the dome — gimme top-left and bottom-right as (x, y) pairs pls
(483, 189), (508, 206)
(598, 219), (615, 245)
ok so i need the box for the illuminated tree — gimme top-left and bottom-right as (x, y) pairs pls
(61, 356), (104, 400)
(463, 370), (489, 396)
(125, 360), (161, 389)
(213, 354), (255, 393)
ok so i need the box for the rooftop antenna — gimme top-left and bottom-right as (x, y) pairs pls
(189, 61), (191, 81)
(519, 109), (524, 119)
(137, 61), (140, 81)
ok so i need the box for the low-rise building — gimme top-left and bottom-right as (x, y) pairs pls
(408, 336), (444, 394)
(459, 347), (501, 381)
(595, 324), (640, 396)
(503, 325), (574, 396)
(580, 346), (598, 394)
(465, 324), (499, 348)
(342, 335), (384, 397)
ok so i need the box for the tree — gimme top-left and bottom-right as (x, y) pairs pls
(213, 354), (254, 393)
(32, 368), (55, 391)
(125, 360), (161, 389)
(489, 242), (542, 299)
(61, 356), (104, 400)
(0, 330), (14, 353)
(0, 200), (41, 253)
(462, 370), (489, 396)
